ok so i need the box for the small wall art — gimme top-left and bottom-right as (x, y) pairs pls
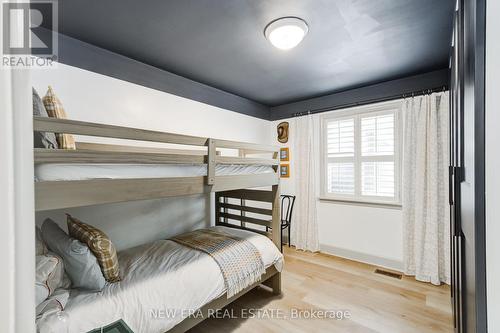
(280, 147), (289, 161)
(280, 164), (290, 178)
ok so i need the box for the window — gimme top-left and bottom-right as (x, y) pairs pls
(321, 102), (401, 205)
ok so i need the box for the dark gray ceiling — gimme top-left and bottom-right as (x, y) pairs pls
(55, 0), (454, 106)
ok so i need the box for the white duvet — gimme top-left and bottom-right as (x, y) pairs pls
(37, 226), (283, 333)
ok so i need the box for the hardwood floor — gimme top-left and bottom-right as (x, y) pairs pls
(189, 247), (453, 333)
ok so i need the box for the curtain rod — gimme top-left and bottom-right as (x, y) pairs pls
(292, 85), (448, 117)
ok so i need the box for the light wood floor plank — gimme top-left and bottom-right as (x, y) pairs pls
(189, 248), (452, 333)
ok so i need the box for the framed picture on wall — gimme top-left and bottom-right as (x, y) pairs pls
(280, 164), (290, 178)
(280, 147), (290, 161)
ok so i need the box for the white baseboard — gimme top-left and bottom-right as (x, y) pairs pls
(319, 244), (403, 272)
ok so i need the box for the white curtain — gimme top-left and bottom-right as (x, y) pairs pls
(402, 92), (450, 285)
(291, 115), (320, 252)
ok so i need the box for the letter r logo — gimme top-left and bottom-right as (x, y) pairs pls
(2, 1), (56, 56)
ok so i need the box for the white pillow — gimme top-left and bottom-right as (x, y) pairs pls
(35, 253), (67, 306)
(36, 289), (70, 319)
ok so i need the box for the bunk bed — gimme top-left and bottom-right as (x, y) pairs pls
(33, 116), (282, 333)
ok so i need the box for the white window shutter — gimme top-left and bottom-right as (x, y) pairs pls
(327, 119), (354, 157)
(360, 113), (396, 197)
(322, 105), (400, 204)
(361, 114), (394, 156)
(361, 161), (395, 197)
(326, 117), (355, 195)
(327, 162), (355, 194)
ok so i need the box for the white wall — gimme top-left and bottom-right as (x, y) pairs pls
(486, 0), (499, 330)
(33, 63), (271, 250)
(272, 116), (403, 271)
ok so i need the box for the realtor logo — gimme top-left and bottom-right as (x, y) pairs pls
(2, 0), (58, 68)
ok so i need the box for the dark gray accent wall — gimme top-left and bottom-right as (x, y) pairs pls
(54, 31), (271, 120)
(269, 69), (449, 120)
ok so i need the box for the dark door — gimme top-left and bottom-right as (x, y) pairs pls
(450, 0), (487, 332)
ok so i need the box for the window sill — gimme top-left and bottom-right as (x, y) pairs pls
(318, 197), (402, 209)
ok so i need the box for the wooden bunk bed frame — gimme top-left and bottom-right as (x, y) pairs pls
(33, 116), (282, 333)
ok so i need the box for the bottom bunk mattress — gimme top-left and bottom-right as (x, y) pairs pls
(37, 226), (283, 333)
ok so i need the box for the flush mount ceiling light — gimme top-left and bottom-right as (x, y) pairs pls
(264, 17), (308, 50)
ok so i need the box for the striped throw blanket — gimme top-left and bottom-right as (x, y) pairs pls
(171, 229), (265, 298)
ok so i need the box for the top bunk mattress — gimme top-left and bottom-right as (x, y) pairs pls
(35, 163), (274, 181)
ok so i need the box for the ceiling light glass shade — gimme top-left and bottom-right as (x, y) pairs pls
(265, 17), (308, 50)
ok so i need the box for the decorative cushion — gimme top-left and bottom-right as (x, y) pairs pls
(42, 86), (76, 149)
(33, 88), (58, 149)
(35, 253), (65, 306)
(41, 218), (106, 291)
(67, 215), (121, 283)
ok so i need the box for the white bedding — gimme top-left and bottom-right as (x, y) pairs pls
(37, 226), (283, 333)
(35, 163), (274, 182)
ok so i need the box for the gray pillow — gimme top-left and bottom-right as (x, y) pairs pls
(41, 218), (106, 291)
(33, 88), (58, 149)
(35, 226), (48, 256)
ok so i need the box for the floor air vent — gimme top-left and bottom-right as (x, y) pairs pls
(374, 269), (402, 279)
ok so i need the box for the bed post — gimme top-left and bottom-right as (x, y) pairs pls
(206, 138), (216, 185)
(271, 184), (281, 249)
(264, 183), (282, 295)
(214, 192), (221, 226)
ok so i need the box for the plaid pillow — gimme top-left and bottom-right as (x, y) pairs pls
(67, 215), (121, 283)
(42, 86), (76, 150)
